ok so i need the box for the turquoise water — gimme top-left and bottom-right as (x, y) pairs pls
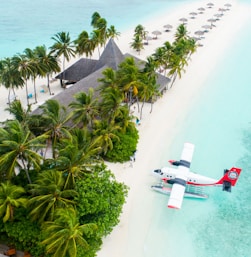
(144, 4), (251, 257)
(0, 0), (189, 59)
(2, 1), (251, 257)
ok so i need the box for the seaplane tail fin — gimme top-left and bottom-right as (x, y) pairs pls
(216, 167), (242, 186)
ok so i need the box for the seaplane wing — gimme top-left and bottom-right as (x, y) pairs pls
(167, 143), (195, 209)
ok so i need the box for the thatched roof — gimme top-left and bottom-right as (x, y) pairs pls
(32, 66), (106, 116)
(93, 39), (125, 71)
(124, 53), (145, 68)
(33, 39), (171, 114)
(55, 58), (97, 82)
(156, 73), (171, 92)
(53, 66), (106, 108)
(55, 39), (124, 82)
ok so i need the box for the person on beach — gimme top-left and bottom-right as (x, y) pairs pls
(136, 117), (141, 125)
(133, 150), (137, 161)
(130, 156), (134, 167)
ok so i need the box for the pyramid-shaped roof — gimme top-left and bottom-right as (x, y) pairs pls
(55, 39), (125, 83)
(93, 38), (125, 71)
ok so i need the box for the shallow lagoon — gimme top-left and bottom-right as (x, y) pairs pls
(1, 1), (251, 256)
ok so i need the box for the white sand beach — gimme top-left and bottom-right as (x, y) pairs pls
(1, 0), (250, 256)
(96, 1), (251, 257)
(0, 0), (242, 123)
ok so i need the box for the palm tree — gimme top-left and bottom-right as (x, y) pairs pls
(98, 67), (119, 91)
(130, 34), (144, 55)
(95, 17), (108, 47)
(12, 54), (34, 106)
(161, 41), (174, 75)
(91, 12), (101, 28)
(29, 170), (78, 223)
(91, 30), (102, 57)
(167, 50), (187, 88)
(23, 48), (41, 103)
(0, 181), (27, 222)
(182, 37), (197, 60)
(106, 25), (120, 40)
(144, 56), (157, 72)
(41, 207), (97, 257)
(50, 32), (75, 87)
(152, 46), (167, 73)
(5, 99), (31, 126)
(138, 76), (159, 117)
(69, 88), (99, 128)
(174, 24), (189, 41)
(167, 35), (196, 88)
(0, 120), (47, 183)
(99, 86), (124, 123)
(55, 129), (101, 189)
(39, 99), (72, 158)
(113, 106), (134, 133)
(117, 57), (142, 109)
(34, 45), (61, 95)
(0, 57), (24, 104)
(74, 31), (95, 58)
(134, 24), (147, 39)
(92, 120), (120, 155)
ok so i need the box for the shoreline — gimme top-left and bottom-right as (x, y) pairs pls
(0, 0), (251, 256)
(0, 0), (239, 122)
(96, 1), (251, 257)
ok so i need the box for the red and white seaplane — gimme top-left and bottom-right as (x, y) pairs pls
(152, 142), (242, 209)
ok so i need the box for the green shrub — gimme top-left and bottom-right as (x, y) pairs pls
(105, 128), (139, 162)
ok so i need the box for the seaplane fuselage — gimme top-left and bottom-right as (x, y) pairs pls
(154, 167), (224, 186)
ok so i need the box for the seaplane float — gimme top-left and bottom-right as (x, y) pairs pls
(152, 142), (242, 209)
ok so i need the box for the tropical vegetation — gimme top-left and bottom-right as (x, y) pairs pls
(131, 23), (197, 88)
(130, 24), (147, 54)
(0, 102), (129, 256)
(0, 11), (198, 256)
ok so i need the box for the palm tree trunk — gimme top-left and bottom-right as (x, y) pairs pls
(33, 77), (38, 103)
(21, 158), (32, 184)
(25, 79), (29, 106)
(10, 205), (14, 221)
(140, 100), (145, 119)
(12, 88), (16, 99)
(52, 135), (57, 159)
(8, 88), (11, 105)
(47, 73), (52, 95)
(62, 56), (66, 88)
(44, 139), (51, 159)
(136, 97), (140, 113)
(150, 100), (154, 113)
(97, 46), (100, 58)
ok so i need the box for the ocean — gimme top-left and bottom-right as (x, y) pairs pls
(1, 1), (251, 257)
(0, 0), (188, 59)
(144, 2), (251, 257)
